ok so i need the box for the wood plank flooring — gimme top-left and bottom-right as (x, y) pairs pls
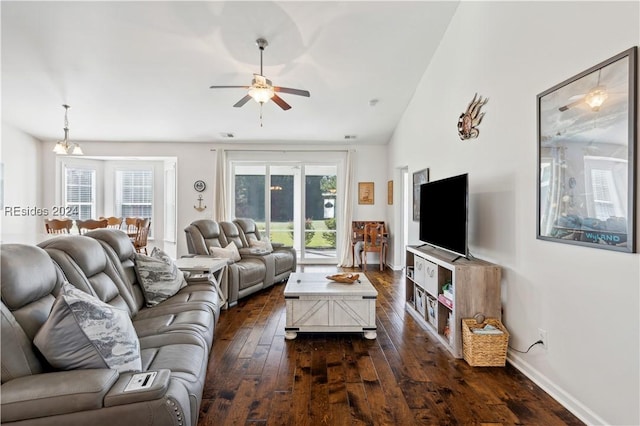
(198, 266), (584, 425)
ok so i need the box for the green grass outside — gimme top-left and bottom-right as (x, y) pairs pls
(257, 220), (336, 248)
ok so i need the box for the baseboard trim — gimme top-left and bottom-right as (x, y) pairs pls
(507, 353), (606, 425)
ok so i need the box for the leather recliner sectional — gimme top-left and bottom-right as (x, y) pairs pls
(0, 229), (219, 426)
(184, 218), (297, 307)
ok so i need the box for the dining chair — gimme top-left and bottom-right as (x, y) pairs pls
(44, 218), (74, 234)
(125, 217), (139, 235)
(132, 218), (151, 254)
(76, 218), (108, 234)
(362, 222), (387, 271)
(102, 216), (123, 229)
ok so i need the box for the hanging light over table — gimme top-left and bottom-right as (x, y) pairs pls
(52, 104), (83, 155)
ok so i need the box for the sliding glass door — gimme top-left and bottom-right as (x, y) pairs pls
(232, 161), (338, 264)
(304, 165), (337, 262)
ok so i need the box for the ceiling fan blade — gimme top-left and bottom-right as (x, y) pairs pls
(210, 85), (250, 89)
(233, 95), (252, 108)
(271, 94), (292, 110)
(275, 86), (310, 97)
(559, 97), (585, 112)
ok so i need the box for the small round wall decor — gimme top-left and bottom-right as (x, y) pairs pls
(457, 93), (488, 140)
(194, 180), (206, 192)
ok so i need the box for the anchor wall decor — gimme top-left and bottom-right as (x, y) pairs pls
(194, 194), (207, 212)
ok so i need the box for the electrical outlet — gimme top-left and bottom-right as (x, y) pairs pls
(538, 328), (548, 350)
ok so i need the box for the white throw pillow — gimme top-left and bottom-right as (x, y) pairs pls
(209, 241), (241, 262)
(34, 282), (142, 373)
(135, 247), (187, 307)
(249, 238), (273, 253)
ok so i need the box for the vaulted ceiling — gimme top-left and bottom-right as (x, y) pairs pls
(2, 1), (459, 145)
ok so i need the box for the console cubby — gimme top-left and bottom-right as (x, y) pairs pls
(405, 245), (501, 358)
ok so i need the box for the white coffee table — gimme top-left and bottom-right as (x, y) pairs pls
(284, 272), (378, 340)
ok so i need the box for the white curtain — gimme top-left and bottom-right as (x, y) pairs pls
(214, 149), (228, 221)
(338, 150), (355, 266)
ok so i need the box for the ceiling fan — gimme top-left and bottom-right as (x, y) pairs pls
(210, 38), (310, 111)
(558, 69), (609, 112)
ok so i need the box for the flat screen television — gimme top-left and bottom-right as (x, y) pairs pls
(419, 173), (468, 259)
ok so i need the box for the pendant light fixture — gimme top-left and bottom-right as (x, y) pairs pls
(52, 104), (83, 155)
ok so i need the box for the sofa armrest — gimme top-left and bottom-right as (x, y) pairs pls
(104, 369), (171, 407)
(238, 247), (271, 257)
(1, 369), (119, 423)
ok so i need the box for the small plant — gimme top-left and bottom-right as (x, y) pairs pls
(322, 218), (336, 247)
(304, 218), (315, 246)
(289, 218), (315, 246)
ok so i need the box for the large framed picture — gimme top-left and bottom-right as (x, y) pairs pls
(413, 168), (429, 221)
(537, 47), (637, 252)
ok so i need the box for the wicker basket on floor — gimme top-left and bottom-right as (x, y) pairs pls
(462, 318), (509, 367)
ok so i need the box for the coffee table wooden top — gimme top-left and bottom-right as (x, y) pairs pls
(284, 272), (377, 297)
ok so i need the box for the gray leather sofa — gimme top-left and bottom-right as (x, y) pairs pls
(1, 229), (219, 426)
(184, 218), (296, 307)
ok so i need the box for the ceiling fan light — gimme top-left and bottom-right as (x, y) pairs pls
(585, 87), (608, 111)
(249, 86), (275, 104)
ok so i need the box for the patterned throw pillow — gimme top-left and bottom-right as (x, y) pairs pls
(209, 241), (241, 262)
(249, 238), (273, 253)
(134, 247), (187, 306)
(34, 282), (141, 373)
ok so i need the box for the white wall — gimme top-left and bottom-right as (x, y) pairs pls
(352, 145), (388, 220)
(387, 2), (639, 425)
(0, 125), (43, 243)
(41, 141), (215, 256)
(37, 141), (387, 258)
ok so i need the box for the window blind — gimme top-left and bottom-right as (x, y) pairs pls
(116, 170), (153, 219)
(65, 167), (95, 220)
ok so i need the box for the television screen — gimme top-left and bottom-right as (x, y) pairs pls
(419, 173), (468, 258)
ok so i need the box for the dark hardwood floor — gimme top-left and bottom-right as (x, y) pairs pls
(198, 266), (584, 425)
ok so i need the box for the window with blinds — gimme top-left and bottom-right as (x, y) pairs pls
(585, 156), (626, 220)
(116, 170), (153, 220)
(65, 167), (95, 220)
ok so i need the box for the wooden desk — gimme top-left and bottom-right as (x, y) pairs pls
(351, 221), (387, 266)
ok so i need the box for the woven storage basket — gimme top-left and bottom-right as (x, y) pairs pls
(462, 318), (509, 367)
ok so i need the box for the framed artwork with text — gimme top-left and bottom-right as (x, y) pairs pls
(537, 47), (637, 252)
